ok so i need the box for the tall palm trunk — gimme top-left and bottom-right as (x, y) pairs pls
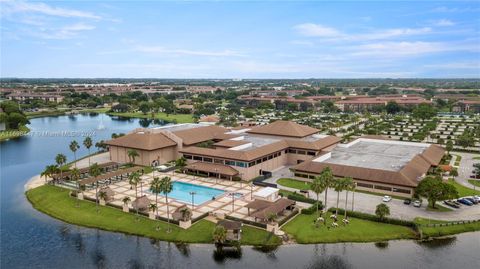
(316, 193), (320, 216)
(155, 193), (158, 218)
(74, 152), (77, 168)
(335, 190), (340, 216)
(166, 194), (171, 232)
(351, 189), (355, 212)
(95, 182), (99, 212)
(344, 190), (349, 219)
(87, 149), (91, 166)
(323, 188), (328, 224)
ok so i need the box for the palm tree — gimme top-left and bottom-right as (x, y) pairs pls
(76, 184), (86, 207)
(343, 177), (354, 220)
(89, 163), (101, 212)
(128, 172), (141, 199)
(149, 177), (162, 219)
(148, 203), (158, 217)
(55, 154), (67, 183)
(334, 178), (346, 216)
(180, 207), (191, 222)
(69, 140), (80, 168)
(175, 157), (187, 171)
(122, 196), (131, 212)
(41, 164), (58, 183)
(160, 176), (173, 233)
(318, 167), (334, 220)
(213, 226), (227, 246)
(311, 176), (326, 217)
(83, 136), (93, 166)
(127, 149), (139, 165)
(99, 190), (108, 205)
(70, 167), (80, 182)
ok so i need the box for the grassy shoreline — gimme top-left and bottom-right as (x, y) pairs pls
(107, 111), (194, 123)
(26, 185), (280, 246)
(0, 125), (30, 141)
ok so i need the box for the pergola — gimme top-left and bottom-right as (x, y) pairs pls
(79, 166), (144, 186)
(185, 162), (239, 180)
(53, 162), (119, 181)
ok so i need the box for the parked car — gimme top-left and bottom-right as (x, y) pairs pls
(464, 197), (478, 204)
(382, 196), (392, 202)
(403, 198), (412, 205)
(413, 200), (422, 207)
(443, 200), (459, 208)
(473, 195), (480, 203)
(452, 200), (462, 207)
(457, 198), (473, 206)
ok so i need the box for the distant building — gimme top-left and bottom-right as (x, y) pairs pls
(452, 100), (480, 113)
(7, 93), (64, 103)
(334, 95), (431, 112)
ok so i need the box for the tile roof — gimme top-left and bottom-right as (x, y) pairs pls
(213, 140), (250, 148)
(247, 120), (320, 138)
(172, 125), (235, 145)
(105, 131), (176, 151)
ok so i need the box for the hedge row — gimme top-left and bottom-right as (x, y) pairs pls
(300, 202), (324, 215)
(286, 192), (317, 204)
(328, 208), (417, 228)
(225, 215), (267, 229)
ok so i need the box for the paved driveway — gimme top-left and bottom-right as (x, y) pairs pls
(453, 151), (480, 189)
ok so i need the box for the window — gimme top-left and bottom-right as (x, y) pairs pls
(235, 161), (247, 168)
(307, 151), (316, 156)
(203, 157), (213, 163)
(374, 185), (392, 191)
(268, 155), (273, 160)
(288, 149), (297, 154)
(393, 188), (411, 194)
(225, 160), (235, 165)
(256, 159), (261, 165)
(357, 182), (373, 189)
(193, 156), (202, 161)
(262, 157), (267, 162)
(248, 161), (255, 167)
(297, 150), (306, 155)
(184, 155), (193, 160)
(214, 159), (224, 164)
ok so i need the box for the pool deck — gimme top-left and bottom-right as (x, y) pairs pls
(82, 171), (266, 221)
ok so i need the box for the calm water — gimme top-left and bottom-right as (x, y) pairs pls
(1, 114), (479, 269)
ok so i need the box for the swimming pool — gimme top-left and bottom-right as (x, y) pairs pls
(150, 181), (225, 205)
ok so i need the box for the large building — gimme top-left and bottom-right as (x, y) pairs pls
(291, 138), (445, 197)
(105, 121), (340, 180)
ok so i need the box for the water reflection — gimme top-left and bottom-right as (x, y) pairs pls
(175, 243), (191, 257)
(374, 241), (389, 249)
(416, 237), (457, 249)
(306, 255), (351, 269)
(213, 248), (243, 263)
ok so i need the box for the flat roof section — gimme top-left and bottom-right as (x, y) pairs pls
(322, 139), (429, 172)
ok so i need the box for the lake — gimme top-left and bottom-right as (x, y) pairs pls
(1, 114), (479, 269)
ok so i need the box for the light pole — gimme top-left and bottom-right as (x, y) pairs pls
(250, 182), (253, 200)
(229, 192), (235, 212)
(189, 191), (196, 210)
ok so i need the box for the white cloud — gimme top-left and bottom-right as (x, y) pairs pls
(432, 19), (455, 26)
(134, 45), (245, 57)
(294, 23), (432, 41)
(424, 62), (480, 70)
(2, 0), (101, 19)
(33, 23), (96, 39)
(290, 40), (314, 46)
(293, 23), (341, 37)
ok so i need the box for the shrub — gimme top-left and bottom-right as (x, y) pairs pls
(287, 192), (317, 204)
(328, 208), (416, 228)
(301, 202), (323, 214)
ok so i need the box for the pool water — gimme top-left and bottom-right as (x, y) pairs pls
(155, 181), (225, 205)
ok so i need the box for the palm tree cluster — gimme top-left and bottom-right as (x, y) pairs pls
(311, 167), (357, 225)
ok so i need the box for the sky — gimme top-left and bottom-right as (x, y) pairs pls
(1, 0), (479, 78)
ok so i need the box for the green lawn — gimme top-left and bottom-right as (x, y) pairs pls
(26, 185), (280, 245)
(240, 225), (282, 246)
(468, 179), (480, 188)
(277, 178), (311, 190)
(472, 156), (480, 160)
(0, 125), (30, 141)
(414, 217), (480, 238)
(282, 213), (416, 244)
(426, 204), (453, 212)
(107, 112), (194, 123)
(447, 178), (480, 197)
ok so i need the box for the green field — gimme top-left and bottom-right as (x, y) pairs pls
(107, 112), (194, 123)
(0, 125), (30, 141)
(414, 218), (480, 238)
(282, 213), (416, 243)
(447, 178), (480, 197)
(277, 178), (311, 190)
(26, 185), (280, 246)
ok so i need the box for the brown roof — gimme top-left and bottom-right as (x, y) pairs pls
(172, 125), (234, 145)
(213, 140), (250, 148)
(420, 144), (445, 166)
(251, 198), (295, 220)
(245, 199), (273, 210)
(247, 120), (319, 138)
(180, 140), (289, 161)
(186, 162), (239, 176)
(217, 220), (242, 230)
(199, 115), (220, 122)
(132, 195), (150, 210)
(286, 136), (341, 150)
(292, 161), (420, 187)
(99, 187), (115, 199)
(105, 131), (176, 151)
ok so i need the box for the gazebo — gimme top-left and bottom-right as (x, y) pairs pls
(132, 195), (150, 211)
(99, 187), (115, 202)
(217, 220), (243, 241)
